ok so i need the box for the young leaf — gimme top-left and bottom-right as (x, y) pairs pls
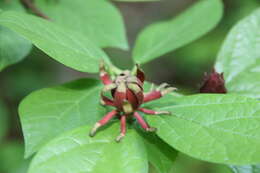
(35, 0), (128, 49)
(28, 124), (148, 173)
(19, 79), (106, 158)
(0, 100), (8, 141)
(0, 0), (32, 71)
(229, 165), (260, 173)
(133, 0), (223, 64)
(0, 11), (110, 73)
(147, 94), (260, 164)
(215, 9), (260, 99)
(140, 132), (177, 173)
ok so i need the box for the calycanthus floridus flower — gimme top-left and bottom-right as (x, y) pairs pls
(89, 62), (177, 142)
(200, 68), (227, 93)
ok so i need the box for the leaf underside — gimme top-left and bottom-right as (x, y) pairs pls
(0, 0), (32, 71)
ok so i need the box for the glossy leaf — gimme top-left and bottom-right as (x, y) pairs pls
(215, 9), (260, 99)
(133, 0), (223, 64)
(19, 79), (106, 157)
(35, 0), (128, 49)
(0, 0), (32, 71)
(0, 11), (110, 73)
(140, 132), (177, 173)
(28, 124), (148, 173)
(147, 94), (260, 164)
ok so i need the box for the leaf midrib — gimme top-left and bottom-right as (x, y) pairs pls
(157, 100), (257, 110)
(0, 16), (98, 61)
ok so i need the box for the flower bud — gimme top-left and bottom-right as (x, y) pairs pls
(200, 69), (227, 93)
(112, 72), (144, 114)
(92, 62), (176, 141)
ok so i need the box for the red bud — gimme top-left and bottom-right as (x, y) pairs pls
(200, 69), (227, 93)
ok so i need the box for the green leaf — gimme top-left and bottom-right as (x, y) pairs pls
(0, 0), (32, 71)
(170, 153), (233, 173)
(0, 11), (110, 73)
(19, 78), (106, 158)
(0, 27), (32, 71)
(0, 100), (8, 141)
(114, 0), (159, 2)
(229, 165), (260, 173)
(35, 0), (128, 50)
(133, 0), (223, 64)
(0, 0), (22, 11)
(215, 9), (260, 99)
(140, 132), (177, 173)
(28, 124), (148, 173)
(147, 94), (260, 164)
(0, 142), (29, 173)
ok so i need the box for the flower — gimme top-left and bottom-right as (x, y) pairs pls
(89, 62), (176, 142)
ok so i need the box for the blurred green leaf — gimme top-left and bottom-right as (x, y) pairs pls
(0, 142), (29, 173)
(171, 31), (224, 83)
(147, 94), (260, 164)
(35, 0), (128, 50)
(19, 79), (106, 158)
(133, 0), (223, 64)
(28, 124), (148, 173)
(141, 133), (177, 173)
(0, 100), (8, 141)
(0, 0), (32, 71)
(0, 26), (32, 71)
(0, 11), (110, 73)
(229, 165), (260, 173)
(114, 0), (159, 1)
(170, 153), (233, 173)
(0, 0), (22, 11)
(215, 9), (260, 99)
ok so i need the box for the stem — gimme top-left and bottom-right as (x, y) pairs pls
(20, 0), (49, 19)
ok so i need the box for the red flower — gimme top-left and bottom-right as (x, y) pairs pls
(200, 68), (227, 93)
(89, 62), (176, 142)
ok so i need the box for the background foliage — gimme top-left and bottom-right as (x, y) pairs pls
(0, 0), (260, 173)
